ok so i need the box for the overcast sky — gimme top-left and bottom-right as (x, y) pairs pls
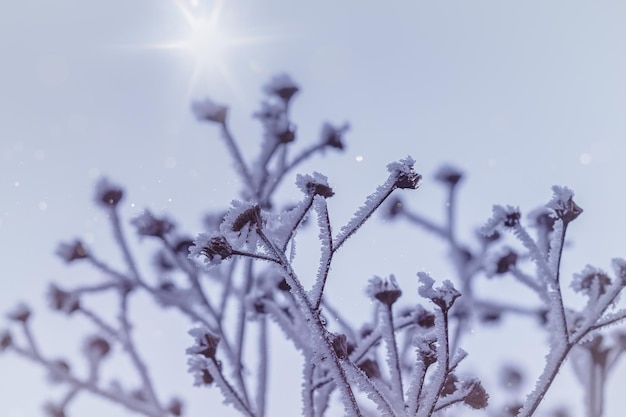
(2, 1), (626, 416)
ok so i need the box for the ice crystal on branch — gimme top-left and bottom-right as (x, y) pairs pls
(547, 185), (583, 224)
(417, 272), (460, 312)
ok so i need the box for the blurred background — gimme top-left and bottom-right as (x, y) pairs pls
(1, 1), (626, 416)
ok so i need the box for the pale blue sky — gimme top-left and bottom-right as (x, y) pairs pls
(2, 1), (626, 416)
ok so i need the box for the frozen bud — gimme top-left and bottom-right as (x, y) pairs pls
(331, 333), (348, 359)
(357, 358), (381, 379)
(131, 210), (175, 238)
(414, 306), (435, 328)
(48, 359), (71, 383)
(0, 330), (13, 351)
(84, 335), (111, 362)
(441, 373), (458, 396)
(296, 173), (334, 198)
(95, 177), (124, 208)
(434, 164), (463, 187)
(189, 234), (233, 265)
(571, 265), (612, 296)
(417, 272), (460, 312)
(231, 205), (262, 232)
(388, 156), (422, 190)
(277, 126), (296, 143)
(547, 186), (582, 224)
(56, 240), (88, 263)
(495, 250), (518, 275)
(367, 275), (402, 306)
(200, 236), (233, 261)
(320, 122), (349, 150)
(167, 398), (183, 416)
(7, 303), (31, 323)
(528, 207), (556, 232)
(187, 326), (220, 359)
(481, 205), (521, 236)
(263, 73), (299, 103)
(462, 379), (489, 409)
(47, 285), (80, 314)
(414, 334), (437, 367)
(191, 98), (228, 124)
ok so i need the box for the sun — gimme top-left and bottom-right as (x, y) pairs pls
(120, 0), (276, 100)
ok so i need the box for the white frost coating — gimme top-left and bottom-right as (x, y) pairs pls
(334, 174), (396, 249)
(342, 361), (399, 417)
(546, 219), (565, 282)
(417, 272), (460, 310)
(366, 275), (401, 301)
(220, 200), (261, 250)
(309, 196), (332, 304)
(188, 233), (222, 267)
(546, 185), (575, 212)
(512, 223), (552, 282)
(571, 265), (609, 295)
(386, 155), (416, 176)
(295, 172), (330, 195)
(480, 205), (520, 237)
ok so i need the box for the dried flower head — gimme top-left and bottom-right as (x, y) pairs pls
(47, 284), (80, 315)
(7, 303), (31, 323)
(263, 73), (299, 103)
(463, 379), (489, 409)
(492, 249), (518, 275)
(131, 209), (175, 238)
(387, 156), (422, 190)
(367, 275), (402, 306)
(191, 98), (228, 124)
(56, 240), (88, 263)
(441, 373), (459, 396)
(320, 122), (349, 150)
(95, 177), (124, 208)
(189, 234), (233, 266)
(84, 335), (111, 362)
(296, 172), (334, 198)
(571, 265), (612, 296)
(434, 164), (463, 187)
(417, 272), (460, 312)
(187, 326), (220, 359)
(547, 185), (582, 224)
(481, 205), (521, 237)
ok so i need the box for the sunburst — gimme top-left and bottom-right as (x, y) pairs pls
(116, 0), (277, 101)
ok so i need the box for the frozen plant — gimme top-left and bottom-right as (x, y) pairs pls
(385, 168), (626, 416)
(2, 74), (625, 417)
